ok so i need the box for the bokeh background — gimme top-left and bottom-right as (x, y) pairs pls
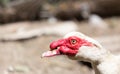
(0, 0), (120, 74)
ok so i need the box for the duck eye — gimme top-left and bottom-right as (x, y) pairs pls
(71, 39), (77, 44)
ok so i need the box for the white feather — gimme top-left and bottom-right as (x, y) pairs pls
(65, 32), (120, 74)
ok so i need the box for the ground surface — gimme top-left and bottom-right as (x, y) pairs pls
(0, 17), (120, 74)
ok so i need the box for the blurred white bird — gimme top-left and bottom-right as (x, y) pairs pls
(88, 14), (108, 30)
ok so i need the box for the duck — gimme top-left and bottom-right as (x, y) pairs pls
(42, 32), (120, 74)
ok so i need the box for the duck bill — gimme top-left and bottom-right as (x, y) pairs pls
(41, 50), (60, 58)
(42, 39), (66, 58)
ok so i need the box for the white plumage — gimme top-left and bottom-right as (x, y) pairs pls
(42, 32), (120, 74)
(65, 32), (120, 74)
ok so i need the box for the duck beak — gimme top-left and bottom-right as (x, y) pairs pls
(42, 39), (66, 58)
(41, 49), (60, 58)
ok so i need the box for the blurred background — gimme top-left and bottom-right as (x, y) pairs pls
(0, 0), (120, 74)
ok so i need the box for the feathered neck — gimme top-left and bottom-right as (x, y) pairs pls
(72, 46), (115, 74)
(67, 46), (117, 74)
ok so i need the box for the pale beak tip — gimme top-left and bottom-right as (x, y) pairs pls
(41, 53), (46, 58)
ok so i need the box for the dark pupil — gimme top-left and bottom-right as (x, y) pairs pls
(71, 39), (76, 44)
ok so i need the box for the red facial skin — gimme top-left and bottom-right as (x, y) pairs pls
(50, 36), (93, 56)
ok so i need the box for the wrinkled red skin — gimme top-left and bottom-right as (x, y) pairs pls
(50, 36), (93, 56)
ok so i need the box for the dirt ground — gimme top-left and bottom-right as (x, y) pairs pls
(0, 17), (120, 74)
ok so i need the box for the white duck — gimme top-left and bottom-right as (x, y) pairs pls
(42, 32), (120, 74)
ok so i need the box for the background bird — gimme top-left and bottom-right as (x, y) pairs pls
(42, 32), (120, 74)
